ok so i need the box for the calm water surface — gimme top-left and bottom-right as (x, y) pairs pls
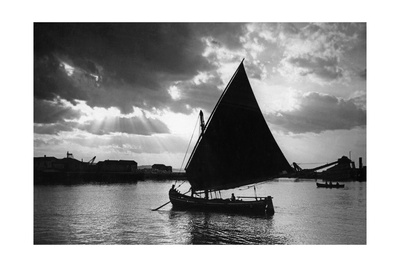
(34, 179), (366, 244)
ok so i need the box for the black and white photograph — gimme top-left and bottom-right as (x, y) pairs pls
(3, 1), (400, 266)
(33, 22), (367, 245)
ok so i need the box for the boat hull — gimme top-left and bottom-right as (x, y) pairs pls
(169, 190), (274, 215)
(316, 182), (344, 188)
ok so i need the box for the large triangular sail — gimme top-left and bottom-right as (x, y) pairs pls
(185, 62), (293, 191)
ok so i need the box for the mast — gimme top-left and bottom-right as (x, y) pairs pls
(199, 110), (205, 135)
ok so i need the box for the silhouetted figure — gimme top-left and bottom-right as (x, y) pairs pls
(169, 184), (176, 194)
(293, 162), (302, 172)
(231, 193), (236, 201)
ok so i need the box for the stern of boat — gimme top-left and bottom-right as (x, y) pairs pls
(266, 196), (275, 216)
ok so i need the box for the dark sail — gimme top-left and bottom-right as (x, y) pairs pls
(185, 62), (293, 191)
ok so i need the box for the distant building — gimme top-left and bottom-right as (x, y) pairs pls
(320, 156), (356, 180)
(97, 160), (138, 172)
(34, 156), (58, 171)
(54, 157), (86, 172)
(34, 155), (87, 172)
(152, 164), (172, 172)
(35, 154), (138, 174)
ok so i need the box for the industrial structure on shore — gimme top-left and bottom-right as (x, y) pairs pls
(291, 156), (366, 181)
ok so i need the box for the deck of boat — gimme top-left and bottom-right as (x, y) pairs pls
(316, 182), (345, 188)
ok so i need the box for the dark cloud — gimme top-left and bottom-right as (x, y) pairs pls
(34, 98), (82, 123)
(34, 53), (98, 112)
(192, 23), (246, 50)
(35, 23), (207, 77)
(352, 93), (366, 110)
(171, 70), (225, 113)
(34, 23), (252, 116)
(266, 92), (366, 134)
(34, 23), (218, 114)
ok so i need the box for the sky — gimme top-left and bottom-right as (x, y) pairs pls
(34, 23), (366, 169)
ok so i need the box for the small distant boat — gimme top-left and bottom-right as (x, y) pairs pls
(316, 182), (344, 188)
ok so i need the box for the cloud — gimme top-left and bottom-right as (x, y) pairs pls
(274, 23), (365, 84)
(192, 23), (246, 50)
(34, 138), (63, 147)
(34, 92), (171, 137)
(266, 92), (366, 134)
(171, 70), (224, 113)
(287, 54), (343, 81)
(34, 122), (75, 135)
(34, 97), (82, 123)
(34, 55), (90, 104)
(34, 23), (218, 114)
(34, 23), (254, 117)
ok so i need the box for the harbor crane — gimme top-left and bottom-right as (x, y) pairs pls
(87, 156), (96, 165)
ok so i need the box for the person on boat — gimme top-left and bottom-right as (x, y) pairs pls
(169, 184), (176, 194)
(231, 193), (236, 201)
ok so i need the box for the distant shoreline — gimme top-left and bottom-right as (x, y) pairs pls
(34, 171), (186, 185)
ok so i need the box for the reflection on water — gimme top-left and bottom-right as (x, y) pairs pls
(167, 210), (288, 244)
(34, 180), (366, 244)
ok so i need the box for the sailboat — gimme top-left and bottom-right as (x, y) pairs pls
(169, 60), (293, 215)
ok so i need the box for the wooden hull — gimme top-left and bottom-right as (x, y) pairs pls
(169, 190), (274, 215)
(316, 182), (344, 188)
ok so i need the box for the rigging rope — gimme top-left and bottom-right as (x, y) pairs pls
(238, 180), (274, 190)
(295, 162), (329, 165)
(175, 113), (200, 189)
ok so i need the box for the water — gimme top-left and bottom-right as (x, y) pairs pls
(34, 179), (366, 244)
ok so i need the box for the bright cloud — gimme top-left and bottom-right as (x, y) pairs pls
(60, 62), (75, 76)
(168, 85), (181, 100)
